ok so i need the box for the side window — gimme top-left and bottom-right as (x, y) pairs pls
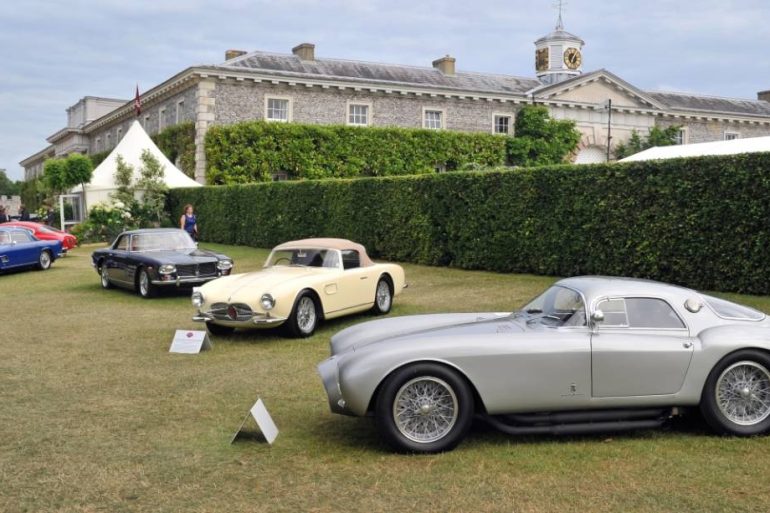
(341, 250), (360, 270)
(626, 298), (686, 329)
(115, 236), (129, 251)
(11, 231), (32, 243)
(596, 298), (628, 327)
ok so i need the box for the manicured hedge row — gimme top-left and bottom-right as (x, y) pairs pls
(204, 121), (508, 184)
(169, 152), (770, 294)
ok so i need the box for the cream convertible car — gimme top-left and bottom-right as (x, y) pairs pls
(192, 239), (406, 337)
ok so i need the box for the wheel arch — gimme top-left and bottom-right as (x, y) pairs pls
(365, 359), (487, 416)
(700, 346), (770, 401)
(292, 286), (325, 321)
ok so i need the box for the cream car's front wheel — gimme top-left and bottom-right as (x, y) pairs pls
(287, 292), (318, 338)
(371, 277), (393, 315)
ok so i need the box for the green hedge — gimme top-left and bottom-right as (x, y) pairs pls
(204, 121), (509, 184)
(169, 152), (770, 294)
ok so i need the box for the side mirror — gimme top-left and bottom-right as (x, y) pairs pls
(591, 310), (604, 323)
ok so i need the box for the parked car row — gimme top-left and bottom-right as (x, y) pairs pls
(10, 225), (770, 453)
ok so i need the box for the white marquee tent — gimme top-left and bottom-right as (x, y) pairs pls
(72, 120), (201, 207)
(619, 135), (770, 162)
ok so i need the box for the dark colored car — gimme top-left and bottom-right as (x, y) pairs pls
(91, 228), (233, 298)
(0, 227), (63, 273)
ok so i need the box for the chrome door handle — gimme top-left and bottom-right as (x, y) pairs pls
(360, 276), (367, 280)
(683, 342), (693, 349)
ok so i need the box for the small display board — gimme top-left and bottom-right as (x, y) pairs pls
(231, 398), (279, 445)
(169, 330), (212, 354)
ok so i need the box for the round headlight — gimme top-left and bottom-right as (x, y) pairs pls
(159, 264), (177, 274)
(217, 260), (233, 271)
(260, 293), (275, 311)
(191, 289), (204, 308)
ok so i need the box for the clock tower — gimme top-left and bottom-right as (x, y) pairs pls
(534, 5), (584, 85)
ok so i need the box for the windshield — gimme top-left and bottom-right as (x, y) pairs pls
(129, 231), (196, 252)
(519, 285), (586, 327)
(265, 248), (340, 268)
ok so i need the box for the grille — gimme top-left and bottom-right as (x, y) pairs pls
(210, 303), (254, 321)
(176, 262), (217, 277)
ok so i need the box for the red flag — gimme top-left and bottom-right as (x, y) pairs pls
(134, 84), (141, 117)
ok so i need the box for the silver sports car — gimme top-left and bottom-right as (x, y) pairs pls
(318, 276), (770, 452)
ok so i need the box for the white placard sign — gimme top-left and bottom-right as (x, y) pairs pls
(169, 330), (212, 354)
(231, 398), (279, 445)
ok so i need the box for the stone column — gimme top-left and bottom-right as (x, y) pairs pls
(194, 78), (217, 184)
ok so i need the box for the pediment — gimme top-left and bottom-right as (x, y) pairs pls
(533, 70), (665, 110)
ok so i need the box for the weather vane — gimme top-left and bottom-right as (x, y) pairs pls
(553, 0), (567, 29)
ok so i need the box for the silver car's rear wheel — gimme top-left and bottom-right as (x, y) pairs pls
(715, 361), (770, 426)
(376, 363), (473, 453)
(701, 350), (770, 435)
(393, 376), (458, 443)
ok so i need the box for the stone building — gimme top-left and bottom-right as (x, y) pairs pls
(21, 19), (770, 183)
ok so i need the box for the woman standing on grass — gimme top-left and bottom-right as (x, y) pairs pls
(180, 204), (198, 241)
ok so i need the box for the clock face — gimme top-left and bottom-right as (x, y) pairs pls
(536, 48), (549, 72)
(564, 47), (582, 70)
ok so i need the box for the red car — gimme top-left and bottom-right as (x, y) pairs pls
(1, 221), (78, 251)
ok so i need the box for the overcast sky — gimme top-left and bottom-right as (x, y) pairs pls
(1, 0), (768, 180)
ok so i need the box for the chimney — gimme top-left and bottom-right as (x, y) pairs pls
(225, 49), (247, 61)
(759, 90), (770, 102)
(292, 43), (315, 61)
(432, 55), (456, 76)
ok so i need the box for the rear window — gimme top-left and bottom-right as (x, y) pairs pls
(703, 295), (765, 321)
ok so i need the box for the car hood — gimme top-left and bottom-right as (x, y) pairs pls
(135, 249), (220, 263)
(201, 266), (330, 303)
(330, 312), (516, 355)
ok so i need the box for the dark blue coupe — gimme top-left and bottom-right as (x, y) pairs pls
(91, 228), (233, 298)
(0, 227), (63, 273)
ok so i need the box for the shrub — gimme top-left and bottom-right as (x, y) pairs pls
(152, 122), (196, 178)
(169, 152), (770, 295)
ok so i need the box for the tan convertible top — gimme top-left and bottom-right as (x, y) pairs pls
(273, 238), (374, 267)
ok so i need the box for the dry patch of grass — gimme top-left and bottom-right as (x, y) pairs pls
(2, 244), (770, 512)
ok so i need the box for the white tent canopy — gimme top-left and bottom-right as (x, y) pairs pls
(72, 120), (201, 206)
(619, 135), (770, 162)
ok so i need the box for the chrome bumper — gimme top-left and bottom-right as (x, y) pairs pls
(152, 276), (218, 286)
(192, 312), (287, 326)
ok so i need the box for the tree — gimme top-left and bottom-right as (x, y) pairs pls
(0, 169), (21, 196)
(614, 125), (681, 160)
(507, 105), (582, 166)
(63, 153), (94, 213)
(136, 150), (168, 226)
(43, 158), (67, 195)
(111, 154), (136, 207)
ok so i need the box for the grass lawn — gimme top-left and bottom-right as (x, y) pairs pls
(3, 243), (770, 513)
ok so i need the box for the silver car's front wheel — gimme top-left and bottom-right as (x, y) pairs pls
(701, 350), (770, 435)
(393, 376), (459, 443)
(376, 363), (474, 453)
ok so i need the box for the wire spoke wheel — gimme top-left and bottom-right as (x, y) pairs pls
(393, 377), (459, 443)
(296, 296), (317, 334)
(376, 280), (392, 311)
(716, 361), (770, 426)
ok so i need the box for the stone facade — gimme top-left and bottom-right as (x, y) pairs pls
(656, 118), (770, 144)
(0, 195), (22, 216)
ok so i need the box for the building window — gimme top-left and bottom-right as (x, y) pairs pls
(494, 115), (512, 134)
(159, 108), (166, 131)
(674, 127), (688, 145)
(95, 137), (102, 152)
(265, 97), (290, 122)
(348, 103), (370, 126)
(176, 100), (185, 124)
(144, 115), (151, 131)
(423, 109), (444, 130)
(724, 131), (740, 141)
(117, 127), (123, 142)
(272, 172), (289, 181)
(106, 133), (112, 148)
